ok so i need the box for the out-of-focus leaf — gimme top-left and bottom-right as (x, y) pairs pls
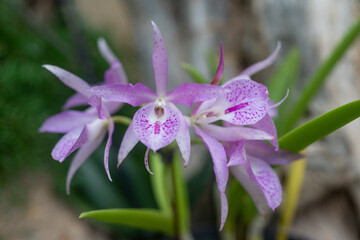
(149, 152), (171, 215)
(282, 17), (360, 133)
(181, 62), (208, 84)
(276, 158), (306, 240)
(172, 151), (190, 234)
(279, 99), (360, 152)
(80, 209), (174, 235)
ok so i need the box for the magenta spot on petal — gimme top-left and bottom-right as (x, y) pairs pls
(224, 102), (249, 114)
(154, 121), (161, 135)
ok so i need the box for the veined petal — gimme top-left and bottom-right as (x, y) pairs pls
(238, 42), (281, 77)
(88, 95), (109, 119)
(166, 83), (225, 106)
(62, 93), (88, 110)
(230, 163), (268, 214)
(66, 129), (106, 194)
(199, 124), (274, 142)
(210, 42), (224, 86)
(118, 122), (139, 166)
(40, 110), (96, 133)
(90, 83), (156, 106)
(245, 141), (303, 165)
(104, 120), (115, 181)
(194, 126), (228, 230)
(251, 114), (278, 149)
(51, 126), (89, 162)
(226, 140), (246, 167)
(151, 21), (168, 96)
(133, 103), (180, 152)
(170, 104), (191, 167)
(248, 156), (282, 210)
(43, 65), (91, 97)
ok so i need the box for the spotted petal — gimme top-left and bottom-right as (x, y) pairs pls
(151, 21), (168, 96)
(239, 42), (281, 77)
(194, 126), (228, 231)
(40, 110), (96, 133)
(132, 103), (180, 152)
(226, 140), (246, 167)
(166, 83), (225, 106)
(90, 83), (156, 106)
(43, 65), (91, 97)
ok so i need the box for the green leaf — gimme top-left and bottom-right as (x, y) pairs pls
(181, 62), (208, 84)
(80, 209), (174, 235)
(149, 152), (171, 215)
(279, 99), (360, 152)
(172, 151), (190, 234)
(282, 17), (360, 133)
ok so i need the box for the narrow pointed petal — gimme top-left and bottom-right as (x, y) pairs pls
(104, 120), (115, 181)
(194, 126), (228, 230)
(245, 141), (303, 165)
(144, 148), (154, 174)
(40, 110), (96, 133)
(43, 65), (91, 97)
(211, 42), (224, 85)
(98, 38), (119, 64)
(90, 83), (156, 106)
(227, 140), (246, 167)
(151, 21), (168, 96)
(269, 89), (289, 109)
(239, 42), (281, 77)
(133, 104), (180, 152)
(248, 157), (282, 210)
(66, 130), (106, 194)
(62, 93), (88, 110)
(230, 164), (268, 214)
(171, 104), (191, 166)
(251, 114), (278, 149)
(166, 83), (225, 106)
(199, 124), (274, 142)
(51, 126), (89, 162)
(118, 122), (139, 166)
(88, 95), (109, 119)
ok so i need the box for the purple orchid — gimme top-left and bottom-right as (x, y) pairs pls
(40, 39), (127, 193)
(190, 43), (287, 230)
(90, 22), (225, 172)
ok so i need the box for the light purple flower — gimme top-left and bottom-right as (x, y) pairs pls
(191, 43), (283, 230)
(40, 39), (127, 193)
(90, 22), (225, 171)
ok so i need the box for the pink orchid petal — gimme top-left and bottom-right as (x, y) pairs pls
(239, 42), (281, 77)
(248, 156), (282, 210)
(216, 79), (269, 125)
(88, 95), (109, 119)
(104, 120), (115, 181)
(230, 164), (268, 214)
(199, 124), (274, 142)
(43, 65), (91, 97)
(98, 38), (120, 64)
(211, 42), (224, 85)
(51, 126), (89, 162)
(133, 104), (180, 152)
(118, 122), (139, 166)
(62, 93), (88, 110)
(40, 110), (96, 133)
(194, 126), (228, 231)
(227, 140), (246, 167)
(144, 148), (154, 174)
(90, 83), (156, 106)
(170, 104), (191, 167)
(66, 128), (106, 194)
(151, 21), (168, 96)
(166, 83), (225, 106)
(251, 114), (278, 149)
(245, 141), (303, 165)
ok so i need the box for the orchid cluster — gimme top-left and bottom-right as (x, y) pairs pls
(40, 22), (301, 230)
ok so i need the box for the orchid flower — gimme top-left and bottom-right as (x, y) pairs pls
(40, 39), (127, 193)
(190, 43), (285, 230)
(90, 22), (225, 172)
